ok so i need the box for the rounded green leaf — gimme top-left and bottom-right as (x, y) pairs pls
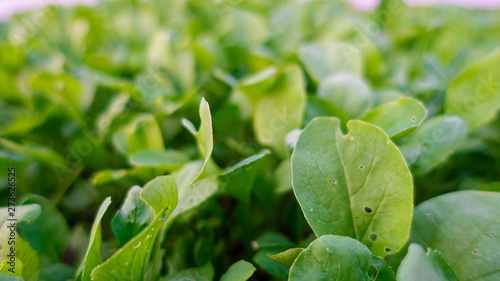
(445, 49), (500, 131)
(410, 191), (500, 281)
(292, 117), (413, 256)
(253, 66), (306, 157)
(361, 97), (426, 140)
(317, 73), (372, 118)
(220, 260), (256, 281)
(399, 115), (467, 174)
(289, 235), (395, 281)
(397, 244), (459, 281)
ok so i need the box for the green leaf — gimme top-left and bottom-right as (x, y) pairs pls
(220, 260), (256, 281)
(112, 186), (154, 246)
(253, 65), (306, 157)
(289, 235), (395, 281)
(77, 197), (112, 281)
(112, 114), (165, 156)
(170, 161), (219, 220)
(17, 195), (70, 263)
(410, 191), (500, 281)
(239, 66), (279, 103)
(399, 115), (467, 174)
(445, 49), (500, 130)
(361, 97), (427, 140)
(299, 42), (362, 83)
(91, 176), (178, 281)
(397, 244), (459, 281)
(317, 73), (372, 118)
(305, 96), (350, 126)
(181, 98), (214, 183)
(30, 73), (85, 125)
(292, 117), (413, 256)
(220, 151), (270, 205)
(269, 248), (304, 267)
(0, 273), (23, 281)
(162, 263), (214, 281)
(0, 225), (41, 281)
(0, 204), (41, 226)
(129, 150), (189, 170)
(478, 182), (500, 192)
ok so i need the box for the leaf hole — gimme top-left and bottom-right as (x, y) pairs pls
(384, 247), (392, 253)
(363, 207), (373, 214)
(359, 165), (364, 170)
(490, 232), (496, 237)
(369, 233), (378, 242)
(332, 179), (338, 184)
(411, 116), (416, 122)
(472, 249), (480, 256)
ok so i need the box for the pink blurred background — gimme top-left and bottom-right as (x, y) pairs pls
(1, 0), (500, 21)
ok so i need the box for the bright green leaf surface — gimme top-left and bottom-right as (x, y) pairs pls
(181, 98), (214, 183)
(0, 226), (40, 281)
(220, 260), (256, 281)
(77, 197), (112, 281)
(445, 49), (500, 130)
(361, 97), (426, 140)
(292, 117), (413, 256)
(411, 191), (500, 281)
(91, 176), (178, 281)
(399, 115), (467, 174)
(269, 248), (304, 267)
(289, 235), (396, 281)
(397, 243), (459, 281)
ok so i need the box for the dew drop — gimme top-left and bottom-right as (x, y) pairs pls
(309, 208), (313, 212)
(160, 212), (167, 221)
(332, 179), (338, 184)
(384, 247), (392, 253)
(151, 228), (155, 231)
(326, 248), (329, 251)
(135, 242), (141, 248)
(349, 136), (354, 141)
(146, 235), (150, 239)
(363, 207), (373, 214)
(359, 165), (364, 170)
(411, 117), (416, 122)
(369, 233), (378, 242)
